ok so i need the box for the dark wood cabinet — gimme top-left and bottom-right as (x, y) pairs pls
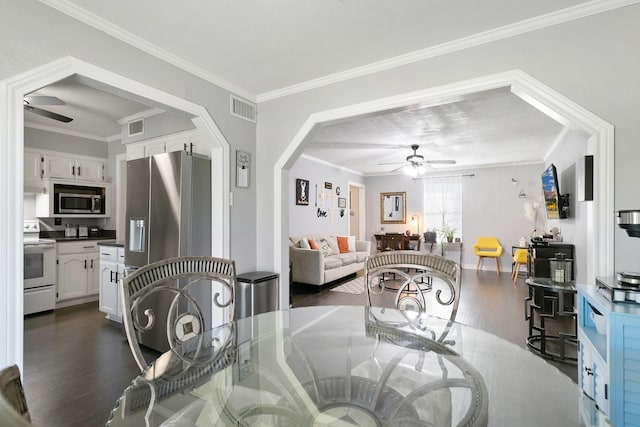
(528, 242), (575, 280)
(374, 234), (420, 251)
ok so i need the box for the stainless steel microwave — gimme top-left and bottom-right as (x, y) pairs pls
(54, 184), (106, 215)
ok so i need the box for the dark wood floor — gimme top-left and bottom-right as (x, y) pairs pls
(23, 268), (577, 426)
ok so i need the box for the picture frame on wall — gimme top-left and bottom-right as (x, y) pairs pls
(338, 197), (346, 208)
(296, 179), (310, 205)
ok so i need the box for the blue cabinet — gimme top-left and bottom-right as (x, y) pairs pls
(577, 282), (640, 427)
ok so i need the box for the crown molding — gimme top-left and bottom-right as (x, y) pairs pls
(38, 0), (256, 102)
(24, 120), (114, 142)
(300, 154), (364, 177)
(37, 0), (640, 105)
(116, 107), (165, 125)
(257, 0), (640, 102)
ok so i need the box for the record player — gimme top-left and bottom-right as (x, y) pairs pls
(598, 211), (640, 304)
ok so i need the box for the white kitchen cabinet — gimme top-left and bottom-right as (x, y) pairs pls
(99, 245), (125, 322)
(24, 148), (43, 189)
(56, 241), (100, 302)
(43, 152), (105, 182)
(125, 129), (209, 160)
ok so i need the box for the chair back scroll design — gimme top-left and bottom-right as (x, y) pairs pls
(365, 251), (461, 339)
(121, 256), (237, 371)
(0, 364), (32, 425)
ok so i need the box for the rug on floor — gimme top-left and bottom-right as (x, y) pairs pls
(330, 277), (365, 294)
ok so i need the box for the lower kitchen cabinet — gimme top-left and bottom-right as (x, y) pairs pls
(577, 282), (640, 427)
(99, 245), (124, 322)
(56, 241), (100, 301)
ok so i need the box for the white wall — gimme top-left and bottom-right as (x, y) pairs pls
(120, 112), (195, 144)
(24, 127), (108, 158)
(543, 130), (589, 283)
(365, 164), (544, 271)
(289, 156), (364, 236)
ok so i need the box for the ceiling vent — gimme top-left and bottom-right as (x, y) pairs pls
(230, 94), (257, 123)
(128, 118), (144, 137)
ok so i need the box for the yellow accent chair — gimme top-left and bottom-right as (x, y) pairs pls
(473, 237), (504, 275)
(511, 248), (529, 283)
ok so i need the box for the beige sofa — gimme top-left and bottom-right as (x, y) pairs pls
(289, 233), (371, 286)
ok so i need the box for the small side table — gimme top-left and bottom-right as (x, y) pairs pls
(524, 277), (577, 364)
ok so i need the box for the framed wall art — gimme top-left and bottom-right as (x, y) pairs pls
(380, 192), (406, 224)
(296, 179), (310, 205)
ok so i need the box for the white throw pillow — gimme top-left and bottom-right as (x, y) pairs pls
(299, 238), (311, 249)
(326, 236), (340, 254)
(347, 236), (356, 252)
(318, 238), (334, 257)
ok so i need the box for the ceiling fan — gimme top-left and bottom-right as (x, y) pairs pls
(379, 144), (456, 176)
(23, 96), (73, 123)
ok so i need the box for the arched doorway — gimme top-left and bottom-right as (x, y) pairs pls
(274, 70), (614, 308)
(0, 56), (231, 370)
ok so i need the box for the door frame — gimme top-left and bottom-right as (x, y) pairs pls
(0, 56), (231, 370)
(273, 69), (614, 310)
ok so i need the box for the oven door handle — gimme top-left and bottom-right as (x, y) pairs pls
(25, 244), (55, 249)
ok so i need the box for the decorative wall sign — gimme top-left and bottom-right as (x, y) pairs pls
(236, 151), (250, 188)
(296, 179), (310, 205)
(324, 182), (332, 190)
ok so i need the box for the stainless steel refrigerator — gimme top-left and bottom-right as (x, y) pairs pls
(125, 150), (211, 352)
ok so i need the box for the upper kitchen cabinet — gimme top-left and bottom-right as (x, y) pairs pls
(125, 129), (209, 161)
(43, 152), (105, 182)
(24, 148), (44, 192)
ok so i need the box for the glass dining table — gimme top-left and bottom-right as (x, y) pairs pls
(107, 305), (608, 427)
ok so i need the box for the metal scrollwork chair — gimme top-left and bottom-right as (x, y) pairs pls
(365, 251), (461, 342)
(0, 364), (33, 427)
(121, 256), (237, 372)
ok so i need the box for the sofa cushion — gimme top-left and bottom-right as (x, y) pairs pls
(308, 239), (318, 250)
(324, 257), (343, 270)
(355, 252), (368, 263)
(334, 252), (357, 266)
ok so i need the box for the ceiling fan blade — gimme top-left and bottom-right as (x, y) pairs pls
(377, 160), (406, 166)
(424, 160), (456, 165)
(388, 165), (406, 173)
(24, 96), (65, 106)
(24, 105), (73, 123)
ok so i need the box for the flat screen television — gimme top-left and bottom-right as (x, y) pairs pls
(541, 164), (568, 219)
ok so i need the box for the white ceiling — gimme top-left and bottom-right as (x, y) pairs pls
(27, 0), (604, 172)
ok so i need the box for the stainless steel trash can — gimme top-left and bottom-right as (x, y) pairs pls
(235, 271), (279, 319)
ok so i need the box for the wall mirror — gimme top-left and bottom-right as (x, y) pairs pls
(380, 192), (406, 224)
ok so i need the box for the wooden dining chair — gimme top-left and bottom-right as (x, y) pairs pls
(0, 364), (33, 426)
(364, 251), (461, 342)
(120, 256), (237, 371)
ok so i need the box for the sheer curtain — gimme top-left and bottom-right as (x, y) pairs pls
(423, 177), (463, 242)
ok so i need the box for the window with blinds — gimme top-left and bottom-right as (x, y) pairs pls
(423, 177), (463, 242)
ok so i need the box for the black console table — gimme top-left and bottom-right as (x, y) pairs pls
(524, 277), (577, 364)
(528, 242), (575, 279)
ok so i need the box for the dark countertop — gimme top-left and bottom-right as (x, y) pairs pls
(42, 229), (117, 243)
(96, 240), (125, 247)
